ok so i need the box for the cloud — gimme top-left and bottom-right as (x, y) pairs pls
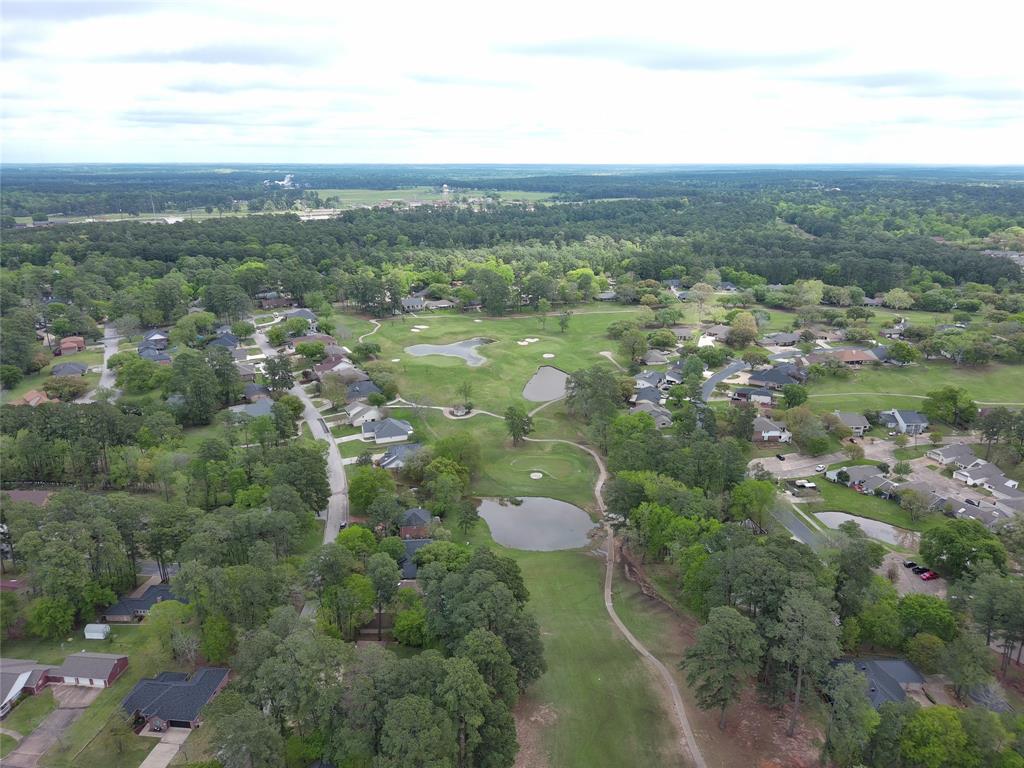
(120, 109), (308, 127)
(807, 72), (1024, 101)
(410, 74), (522, 89)
(108, 43), (321, 66)
(505, 38), (832, 71)
(0, 0), (152, 22)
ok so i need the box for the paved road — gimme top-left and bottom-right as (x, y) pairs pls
(253, 327), (348, 542)
(76, 325), (121, 404)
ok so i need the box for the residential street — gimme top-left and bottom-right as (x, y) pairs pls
(253, 326), (349, 542)
(76, 324), (121, 404)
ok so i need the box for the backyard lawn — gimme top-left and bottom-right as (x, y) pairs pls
(803, 481), (945, 533)
(806, 361), (1024, 414)
(0, 349), (104, 405)
(2, 688), (57, 744)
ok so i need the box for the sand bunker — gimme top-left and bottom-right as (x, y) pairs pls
(542, 353), (555, 359)
(414, 325), (429, 329)
(391, 358), (401, 362)
(522, 365), (568, 401)
(529, 472), (543, 479)
(410, 328), (421, 333)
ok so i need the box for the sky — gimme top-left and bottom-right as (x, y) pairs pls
(2, 0), (1023, 164)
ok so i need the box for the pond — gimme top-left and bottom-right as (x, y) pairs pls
(477, 497), (597, 551)
(815, 511), (920, 548)
(522, 365), (569, 401)
(404, 337), (492, 367)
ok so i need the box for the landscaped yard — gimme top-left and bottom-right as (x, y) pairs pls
(2, 687), (57, 743)
(0, 349), (105, 405)
(805, 361), (1024, 415)
(803, 481), (945, 533)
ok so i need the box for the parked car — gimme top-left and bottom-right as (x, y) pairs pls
(795, 480), (818, 489)
(912, 566), (929, 575)
(921, 571), (940, 581)
(903, 560), (918, 568)
(776, 454), (786, 461)
(965, 498), (981, 507)
(814, 464), (826, 473)
(888, 431), (898, 436)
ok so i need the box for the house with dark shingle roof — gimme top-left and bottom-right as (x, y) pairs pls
(207, 332), (239, 350)
(243, 383), (271, 402)
(139, 346), (172, 364)
(747, 365), (803, 390)
(347, 380), (382, 402)
(51, 361), (87, 377)
(378, 443), (422, 471)
(834, 411), (870, 437)
(401, 297), (426, 312)
(837, 659), (926, 709)
(122, 667), (229, 730)
(229, 398), (275, 419)
(880, 409), (929, 435)
(103, 585), (186, 623)
(50, 652), (128, 688)
(400, 539), (433, 580)
(400, 508), (434, 539)
(362, 418), (413, 444)
(630, 388), (662, 406)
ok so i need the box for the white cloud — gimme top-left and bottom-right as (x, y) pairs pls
(1, 0), (1022, 162)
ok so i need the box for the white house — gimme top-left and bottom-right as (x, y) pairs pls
(953, 460), (1020, 497)
(833, 411), (871, 437)
(926, 443), (982, 468)
(345, 402), (383, 427)
(880, 409), (929, 435)
(753, 416), (791, 443)
(362, 418), (414, 445)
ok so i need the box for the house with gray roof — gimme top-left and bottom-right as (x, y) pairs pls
(139, 346), (172, 364)
(400, 508), (434, 539)
(926, 443), (982, 468)
(378, 443), (422, 471)
(401, 296), (426, 312)
(834, 411), (870, 437)
(634, 370), (665, 389)
(347, 380), (382, 401)
(122, 667), (229, 730)
(243, 383), (271, 402)
(753, 416), (791, 444)
(643, 349), (671, 366)
(759, 331), (801, 347)
(103, 584), (186, 623)
(51, 652), (128, 688)
(826, 464), (886, 488)
(731, 387), (774, 406)
(400, 539), (433, 580)
(631, 388), (662, 406)
(362, 418), (413, 444)
(228, 398), (275, 419)
(285, 308), (318, 324)
(837, 659), (926, 708)
(630, 401), (673, 429)
(703, 324), (731, 341)
(206, 332), (238, 350)
(51, 361), (87, 377)
(880, 409), (929, 435)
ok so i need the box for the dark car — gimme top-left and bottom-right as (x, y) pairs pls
(965, 498), (981, 507)
(776, 454), (786, 461)
(903, 560), (918, 568)
(912, 566), (929, 575)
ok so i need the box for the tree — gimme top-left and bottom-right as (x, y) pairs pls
(728, 478), (775, 529)
(26, 597), (75, 640)
(898, 594), (957, 641)
(208, 693), (285, 768)
(295, 341), (326, 363)
(263, 356), (295, 392)
(842, 443), (865, 462)
(919, 518), (1007, 580)
(781, 383), (807, 408)
(728, 311), (758, 348)
(457, 628), (519, 707)
(169, 350), (220, 425)
(42, 375), (90, 401)
(201, 613), (236, 664)
(323, 573), (374, 640)
(457, 381), (473, 407)
(335, 525), (378, 562)
(349, 466), (396, 515)
(503, 405), (533, 446)
(619, 328), (648, 362)
(906, 633), (945, 674)
(691, 282), (715, 321)
(377, 695), (455, 768)
(768, 590), (840, 737)
(456, 501), (479, 536)
(558, 310), (572, 333)
(681, 606), (763, 729)
(823, 664), (880, 768)
(900, 706), (968, 768)
(0, 365), (23, 389)
(367, 552), (401, 641)
(439, 657), (490, 768)
(883, 288), (915, 309)
(923, 385), (978, 428)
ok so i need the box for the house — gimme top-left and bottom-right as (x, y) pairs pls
(51, 361), (87, 377)
(717, 281), (738, 292)
(703, 324), (731, 341)
(400, 539), (433, 580)
(378, 443), (423, 471)
(630, 401), (673, 429)
(103, 585), (186, 623)
(634, 370), (665, 390)
(670, 326), (698, 343)
(228, 398), (275, 419)
(631, 388), (663, 406)
(345, 402), (383, 427)
(1, 660), (54, 717)
(861, 475), (898, 498)
(122, 667), (230, 730)
(9, 389), (53, 407)
(207, 332), (238, 350)
(927, 443), (981, 467)
(425, 299), (455, 311)
(284, 308), (318, 326)
(142, 330), (169, 350)
(753, 416), (791, 443)
(838, 659), (926, 709)
(362, 418), (414, 445)
(594, 291), (618, 301)
(401, 297), (426, 312)
(759, 331), (801, 347)
(255, 291), (296, 309)
(832, 349), (878, 366)
(58, 336), (86, 355)
(243, 383), (271, 402)
(643, 349), (671, 366)
(235, 363), (258, 382)
(953, 461), (1021, 497)
(313, 356), (366, 382)
(347, 380), (382, 402)
(863, 296), (885, 307)
(50, 652), (128, 688)
(882, 324), (907, 340)
(880, 409), (929, 435)
(139, 346), (172, 364)
(289, 334), (337, 349)
(400, 508), (434, 539)
(84, 624), (111, 640)
(826, 465), (885, 489)
(834, 411), (870, 437)
(731, 387), (775, 406)
(747, 365), (804, 391)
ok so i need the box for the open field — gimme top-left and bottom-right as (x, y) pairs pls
(314, 187), (553, 206)
(351, 309), (644, 413)
(805, 361), (1024, 414)
(386, 407), (599, 511)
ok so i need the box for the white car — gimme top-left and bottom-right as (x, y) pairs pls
(795, 480), (818, 489)
(814, 464), (826, 473)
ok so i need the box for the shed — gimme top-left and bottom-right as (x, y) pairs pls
(84, 624), (111, 640)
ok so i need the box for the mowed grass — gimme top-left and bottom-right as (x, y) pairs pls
(2, 688), (57, 740)
(359, 309), (644, 413)
(0, 349), (104, 405)
(464, 520), (683, 768)
(803, 481), (944, 533)
(314, 187), (553, 206)
(806, 361), (1024, 414)
(388, 407), (599, 512)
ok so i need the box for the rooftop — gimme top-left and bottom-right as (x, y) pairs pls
(122, 667), (229, 723)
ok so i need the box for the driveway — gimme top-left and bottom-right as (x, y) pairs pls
(2, 686), (102, 768)
(76, 324), (121, 404)
(752, 451), (844, 479)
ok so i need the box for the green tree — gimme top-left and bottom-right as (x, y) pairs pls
(334, 525), (378, 562)
(619, 328), (648, 362)
(558, 310), (572, 333)
(781, 383), (807, 408)
(681, 606), (763, 729)
(263, 356), (295, 392)
(377, 695), (455, 768)
(768, 590), (840, 737)
(503, 404), (534, 446)
(728, 311), (759, 348)
(898, 594), (957, 641)
(207, 693), (285, 768)
(943, 631), (994, 699)
(922, 385), (979, 428)
(367, 552), (401, 641)
(169, 350), (220, 425)
(201, 613), (236, 664)
(920, 518), (1007, 580)
(728, 478), (775, 529)
(26, 597), (76, 640)
(439, 657), (490, 768)
(823, 664), (880, 768)
(456, 501), (479, 536)
(900, 706), (967, 768)
(0, 365), (24, 389)
(906, 633), (945, 675)
(323, 573), (374, 640)
(295, 341), (326, 363)
(457, 628), (519, 707)
(348, 466), (396, 515)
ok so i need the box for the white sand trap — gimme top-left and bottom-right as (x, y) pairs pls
(530, 472), (543, 479)
(542, 353), (555, 359)
(474, 319), (482, 323)
(526, 337), (540, 343)
(415, 325), (429, 329)
(522, 365), (569, 401)
(391, 358), (401, 362)
(517, 341), (529, 346)
(410, 328), (421, 333)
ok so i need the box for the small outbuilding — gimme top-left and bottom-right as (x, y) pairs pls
(84, 623), (111, 640)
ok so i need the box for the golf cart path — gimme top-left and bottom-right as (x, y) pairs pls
(393, 394), (706, 768)
(357, 319), (381, 343)
(807, 392), (1024, 405)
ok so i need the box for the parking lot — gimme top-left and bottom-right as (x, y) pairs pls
(878, 552), (948, 598)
